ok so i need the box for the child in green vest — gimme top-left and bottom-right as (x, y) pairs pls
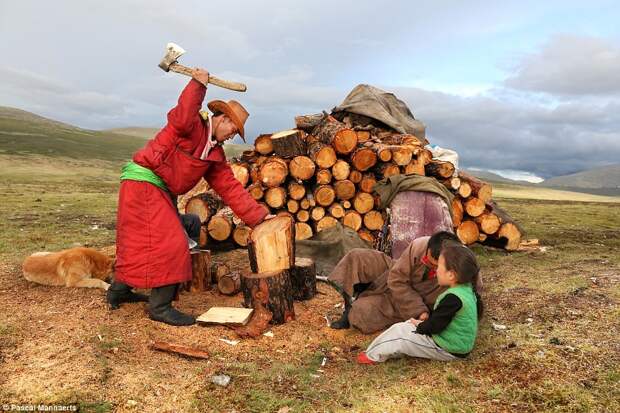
(358, 241), (483, 363)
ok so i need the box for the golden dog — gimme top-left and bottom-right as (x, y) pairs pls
(22, 247), (114, 290)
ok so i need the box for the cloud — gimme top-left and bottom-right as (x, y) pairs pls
(505, 35), (620, 96)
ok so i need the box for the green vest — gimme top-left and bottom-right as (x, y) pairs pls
(120, 161), (168, 192)
(432, 283), (478, 354)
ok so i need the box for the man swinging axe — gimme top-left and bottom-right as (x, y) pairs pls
(107, 43), (273, 326)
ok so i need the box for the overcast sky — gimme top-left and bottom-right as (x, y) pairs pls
(1, 1), (619, 180)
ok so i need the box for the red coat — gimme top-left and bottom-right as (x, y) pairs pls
(115, 80), (267, 289)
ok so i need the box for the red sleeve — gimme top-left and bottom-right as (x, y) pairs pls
(166, 79), (206, 136)
(206, 160), (269, 228)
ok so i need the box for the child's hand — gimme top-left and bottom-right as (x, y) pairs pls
(418, 312), (429, 321)
(409, 318), (422, 326)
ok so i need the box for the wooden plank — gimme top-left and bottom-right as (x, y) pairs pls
(196, 307), (254, 326)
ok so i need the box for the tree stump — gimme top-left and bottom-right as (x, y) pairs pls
(185, 249), (211, 292)
(218, 272), (241, 295)
(292, 257), (317, 301)
(241, 270), (295, 324)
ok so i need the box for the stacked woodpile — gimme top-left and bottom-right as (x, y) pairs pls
(183, 112), (522, 251)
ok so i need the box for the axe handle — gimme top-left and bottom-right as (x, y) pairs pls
(168, 63), (247, 92)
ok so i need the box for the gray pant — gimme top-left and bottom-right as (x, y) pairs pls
(365, 321), (458, 362)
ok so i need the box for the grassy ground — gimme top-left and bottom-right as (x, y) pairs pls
(0, 155), (618, 412)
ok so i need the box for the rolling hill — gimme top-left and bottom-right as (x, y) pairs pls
(541, 164), (620, 195)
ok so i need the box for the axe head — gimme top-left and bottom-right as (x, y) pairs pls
(158, 42), (186, 72)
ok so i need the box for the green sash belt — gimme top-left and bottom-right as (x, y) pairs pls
(120, 161), (168, 192)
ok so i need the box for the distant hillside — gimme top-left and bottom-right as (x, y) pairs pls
(464, 170), (520, 184)
(0, 106), (146, 162)
(104, 127), (160, 140)
(541, 165), (620, 189)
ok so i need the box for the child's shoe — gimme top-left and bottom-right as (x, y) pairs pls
(356, 352), (376, 365)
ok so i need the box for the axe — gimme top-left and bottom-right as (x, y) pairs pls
(158, 42), (247, 92)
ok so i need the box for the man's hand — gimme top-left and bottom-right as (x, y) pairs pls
(191, 68), (209, 86)
(409, 318), (423, 326)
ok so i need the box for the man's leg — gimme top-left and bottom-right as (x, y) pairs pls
(328, 248), (392, 329)
(364, 321), (457, 362)
(149, 283), (195, 326)
(106, 280), (149, 310)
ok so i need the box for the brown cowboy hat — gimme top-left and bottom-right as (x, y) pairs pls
(207, 99), (249, 141)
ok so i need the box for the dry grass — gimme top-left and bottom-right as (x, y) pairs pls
(0, 156), (618, 412)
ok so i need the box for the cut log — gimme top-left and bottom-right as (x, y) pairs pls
(451, 198), (464, 228)
(247, 183), (264, 201)
(259, 157), (288, 188)
(314, 185), (336, 207)
(404, 158), (425, 176)
(359, 173), (377, 193)
(456, 220), (480, 245)
(241, 270), (295, 325)
(464, 197), (486, 218)
(363, 210), (384, 231)
(254, 134), (273, 155)
(287, 199), (300, 214)
(211, 263), (231, 284)
(458, 182), (472, 198)
(289, 156), (316, 181)
(271, 129), (305, 158)
(315, 169), (333, 185)
(481, 201), (523, 251)
(218, 272), (241, 295)
(425, 161), (455, 179)
(265, 186), (287, 209)
(392, 147), (413, 166)
(207, 209), (233, 241)
(353, 192), (375, 214)
(295, 113), (326, 131)
(331, 159), (351, 181)
(356, 130), (371, 143)
(475, 213), (501, 235)
(328, 203), (345, 219)
(232, 225), (252, 247)
(308, 142), (337, 169)
(296, 209), (310, 222)
(342, 200), (352, 209)
(287, 182), (306, 200)
(299, 198), (311, 210)
(343, 210), (363, 231)
(151, 341), (209, 360)
(375, 144), (392, 162)
(311, 206), (326, 221)
(348, 169), (363, 184)
(187, 249), (212, 292)
(295, 222), (313, 240)
(443, 176), (461, 190)
(351, 148), (377, 171)
(459, 171), (493, 203)
(316, 216), (338, 232)
(248, 216), (295, 273)
(291, 257), (317, 301)
(312, 115), (358, 155)
(230, 163), (250, 187)
(334, 179), (356, 201)
(381, 164), (401, 178)
(184, 192), (222, 224)
(357, 229), (375, 244)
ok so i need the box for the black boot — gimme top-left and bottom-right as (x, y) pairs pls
(148, 284), (195, 326)
(107, 281), (149, 310)
(330, 302), (351, 329)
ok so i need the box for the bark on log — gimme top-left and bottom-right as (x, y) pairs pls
(308, 142), (337, 169)
(312, 115), (358, 155)
(151, 341), (209, 359)
(295, 113), (326, 131)
(271, 129), (305, 158)
(186, 249), (212, 292)
(184, 192), (222, 224)
(248, 216), (295, 273)
(451, 198), (464, 228)
(241, 270), (295, 325)
(292, 257), (317, 301)
(218, 272), (241, 295)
